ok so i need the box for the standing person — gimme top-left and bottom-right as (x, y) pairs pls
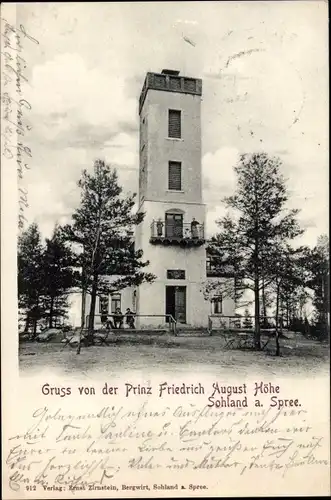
(191, 217), (199, 238)
(125, 308), (135, 329)
(156, 218), (164, 237)
(113, 308), (124, 329)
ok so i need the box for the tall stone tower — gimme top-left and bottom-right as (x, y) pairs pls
(135, 69), (208, 328)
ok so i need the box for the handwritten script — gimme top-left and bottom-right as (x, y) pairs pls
(4, 401), (329, 495)
(1, 17), (39, 229)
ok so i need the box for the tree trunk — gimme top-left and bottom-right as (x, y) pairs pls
(77, 286), (86, 355)
(262, 276), (267, 327)
(77, 257), (87, 355)
(254, 275), (261, 349)
(286, 296), (290, 329)
(322, 273), (329, 339)
(49, 296), (54, 328)
(87, 272), (98, 344)
(254, 235), (261, 349)
(24, 313), (30, 333)
(253, 173), (261, 350)
(275, 283), (280, 356)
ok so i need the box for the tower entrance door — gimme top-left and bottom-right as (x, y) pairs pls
(165, 213), (183, 238)
(165, 286), (186, 323)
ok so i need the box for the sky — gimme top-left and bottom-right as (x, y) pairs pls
(15, 1), (329, 247)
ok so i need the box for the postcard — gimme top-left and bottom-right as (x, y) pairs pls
(1, 1), (330, 498)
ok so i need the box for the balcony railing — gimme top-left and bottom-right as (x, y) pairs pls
(86, 314), (177, 335)
(139, 72), (202, 114)
(150, 220), (205, 246)
(206, 265), (236, 278)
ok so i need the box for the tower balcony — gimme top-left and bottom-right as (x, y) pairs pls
(150, 220), (205, 247)
(139, 70), (202, 114)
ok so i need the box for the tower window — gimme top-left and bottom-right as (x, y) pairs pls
(167, 269), (185, 279)
(168, 109), (181, 138)
(168, 161), (182, 190)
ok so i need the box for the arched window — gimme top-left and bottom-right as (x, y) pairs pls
(165, 208), (184, 237)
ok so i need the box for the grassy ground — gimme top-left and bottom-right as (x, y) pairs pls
(19, 333), (329, 377)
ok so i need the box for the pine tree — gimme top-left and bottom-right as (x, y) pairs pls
(306, 235), (329, 339)
(265, 244), (307, 355)
(18, 223), (45, 335)
(42, 225), (79, 328)
(62, 160), (155, 344)
(208, 152), (303, 349)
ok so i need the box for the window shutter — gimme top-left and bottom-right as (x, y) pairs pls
(168, 161), (182, 190)
(168, 109), (181, 138)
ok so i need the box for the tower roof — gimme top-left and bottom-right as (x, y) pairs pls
(139, 70), (202, 114)
(161, 69), (180, 76)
